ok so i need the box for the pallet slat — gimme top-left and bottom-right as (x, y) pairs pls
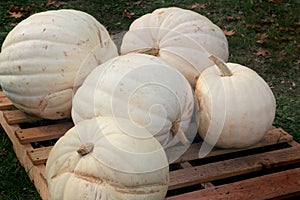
(167, 127), (293, 164)
(0, 92), (14, 110)
(0, 91), (299, 200)
(4, 110), (40, 124)
(169, 146), (300, 190)
(15, 122), (73, 144)
(166, 167), (300, 200)
(27, 146), (53, 165)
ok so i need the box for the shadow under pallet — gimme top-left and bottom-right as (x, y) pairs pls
(0, 91), (299, 200)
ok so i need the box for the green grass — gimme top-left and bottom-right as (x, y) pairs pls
(0, 127), (41, 200)
(0, 0), (299, 199)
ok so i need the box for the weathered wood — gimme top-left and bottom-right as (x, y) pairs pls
(0, 91), (14, 110)
(167, 127), (293, 164)
(169, 146), (300, 190)
(0, 110), (50, 200)
(15, 122), (73, 144)
(3, 110), (40, 124)
(27, 146), (53, 165)
(0, 91), (299, 200)
(166, 167), (300, 200)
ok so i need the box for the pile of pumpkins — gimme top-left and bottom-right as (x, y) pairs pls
(0, 7), (276, 200)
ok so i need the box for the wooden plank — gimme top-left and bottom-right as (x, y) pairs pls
(167, 128), (293, 164)
(27, 146), (53, 165)
(3, 110), (40, 124)
(0, 92), (14, 110)
(0, 91), (5, 97)
(33, 164), (49, 200)
(289, 140), (300, 147)
(168, 146), (300, 190)
(15, 122), (73, 144)
(0, 110), (50, 200)
(166, 167), (300, 200)
(179, 161), (215, 189)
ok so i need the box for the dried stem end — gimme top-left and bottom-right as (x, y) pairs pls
(137, 48), (160, 56)
(171, 122), (190, 146)
(77, 142), (94, 156)
(209, 55), (233, 77)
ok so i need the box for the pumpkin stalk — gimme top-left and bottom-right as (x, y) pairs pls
(171, 122), (190, 146)
(137, 48), (160, 56)
(77, 142), (94, 156)
(209, 55), (233, 77)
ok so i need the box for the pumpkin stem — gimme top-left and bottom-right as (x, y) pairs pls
(209, 55), (233, 77)
(77, 142), (94, 156)
(171, 122), (190, 146)
(137, 48), (160, 56)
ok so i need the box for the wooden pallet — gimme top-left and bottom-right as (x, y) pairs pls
(1, 91), (300, 200)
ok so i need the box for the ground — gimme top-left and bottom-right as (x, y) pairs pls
(0, 0), (299, 199)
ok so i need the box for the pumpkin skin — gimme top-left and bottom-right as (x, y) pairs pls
(45, 116), (169, 200)
(195, 58), (276, 148)
(72, 53), (195, 148)
(0, 9), (118, 119)
(121, 7), (229, 87)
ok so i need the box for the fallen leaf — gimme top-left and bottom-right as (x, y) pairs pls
(279, 27), (295, 32)
(279, 51), (287, 57)
(223, 30), (235, 36)
(295, 22), (300, 27)
(8, 11), (23, 18)
(246, 24), (263, 32)
(226, 16), (241, 21)
(189, 3), (200, 8)
(20, 6), (31, 12)
(280, 37), (293, 41)
(123, 9), (135, 19)
(256, 48), (270, 56)
(189, 2), (210, 9)
(256, 33), (268, 44)
(268, 0), (282, 2)
(261, 19), (274, 24)
(200, 2), (211, 9)
(8, 4), (20, 12)
(45, 0), (67, 8)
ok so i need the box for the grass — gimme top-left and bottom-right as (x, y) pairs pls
(0, 0), (299, 199)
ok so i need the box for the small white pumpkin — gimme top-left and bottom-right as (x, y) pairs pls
(45, 116), (169, 200)
(195, 56), (276, 148)
(0, 9), (118, 119)
(72, 53), (195, 148)
(121, 7), (229, 87)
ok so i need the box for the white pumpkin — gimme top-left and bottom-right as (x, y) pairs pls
(121, 7), (229, 87)
(72, 53), (195, 148)
(0, 9), (118, 119)
(195, 56), (276, 148)
(45, 116), (169, 200)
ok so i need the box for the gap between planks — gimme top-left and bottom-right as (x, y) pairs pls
(168, 145), (300, 190)
(166, 167), (300, 200)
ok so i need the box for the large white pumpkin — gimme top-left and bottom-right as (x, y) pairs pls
(121, 7), (229, 87)
(72, 53), (195, 148)
(0, 9), (118, 119)
(45, 116), (169, 200)
(195, 56), (276, 149)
